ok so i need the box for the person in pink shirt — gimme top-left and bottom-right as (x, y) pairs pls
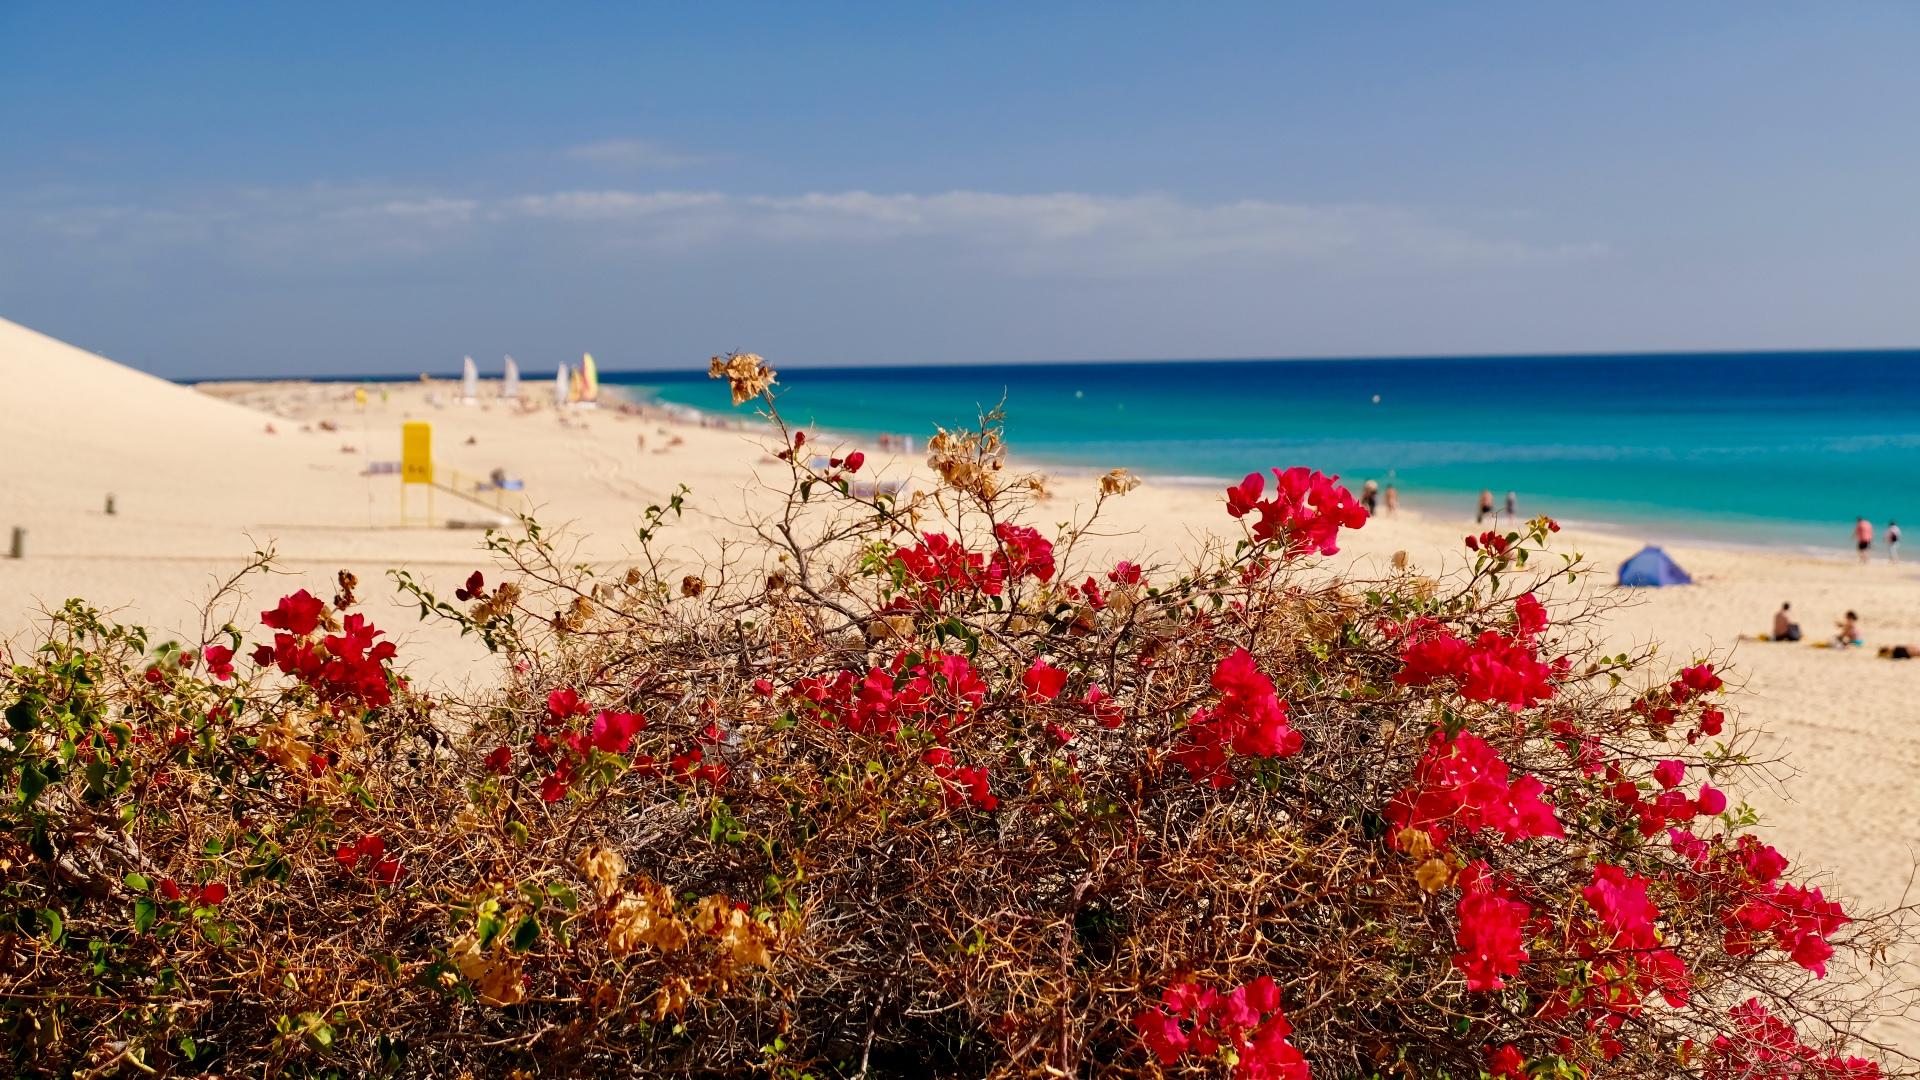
(1856, 517), (1874, 563)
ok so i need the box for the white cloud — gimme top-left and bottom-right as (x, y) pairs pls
(564, 138), (706, 170)
(4, 184), (1607, 277)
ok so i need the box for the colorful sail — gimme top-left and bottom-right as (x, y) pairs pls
(581, 352), (599, 403)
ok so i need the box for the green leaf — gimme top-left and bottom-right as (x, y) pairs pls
(134, 897), (158, 935)
(510, 913), (541, 952)
(18, 761), (48, 805)
(124, 872), (151, 891)
(36, 908), (64, 945)
(5, 697), (41, 732)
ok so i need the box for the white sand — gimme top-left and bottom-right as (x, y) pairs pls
(5, 314), (1919, 1044)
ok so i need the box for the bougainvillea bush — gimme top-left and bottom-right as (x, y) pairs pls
(3, 356), (1915, 1078)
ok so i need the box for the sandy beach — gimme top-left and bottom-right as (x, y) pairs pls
(6, 314), (1920, 1043)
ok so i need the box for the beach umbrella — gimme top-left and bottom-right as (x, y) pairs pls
(1617, 545), (1692, 587)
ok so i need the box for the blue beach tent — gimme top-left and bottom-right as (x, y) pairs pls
(1617, 546), (1692, 587)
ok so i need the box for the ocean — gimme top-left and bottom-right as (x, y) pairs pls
(604, 352), (1920, 553)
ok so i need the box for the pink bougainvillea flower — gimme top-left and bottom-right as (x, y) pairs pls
(752, 678), (775, 696)
(1513, 593), (1549, 640)
(1084, 684), (1124, 728)
(203, 645), (236, 682)
(589, 710), (646, 754)
(336, 843), (361, 870)
(1224, 467), (1367, 557)
(1023, 659), (1069, 702)
(251, 644), (275, 666)
(1172, 648), (1301, 787)
(1700, 708), (1726, 736)
(198, 882), (229, 906)
(260, 590), (326, 636)
(1654, 759), (1687, 790)
(485, 745), (512, 775)
(159, 878), (182, 901)
(1387, 730), (1563, 851)
(1453, 862), (1531, 991)
(992, 522), (1056, 583)
(843, 450), (865, 472)
(373, 858), (405, 885)
(1487, 1045), (1528, 1080)
(1696, 783), (1727, 816)
(1109, 560), (1143, 585)
(546, 687), (590, 722)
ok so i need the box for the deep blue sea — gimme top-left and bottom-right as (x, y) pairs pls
(604, 353), (1920, 553)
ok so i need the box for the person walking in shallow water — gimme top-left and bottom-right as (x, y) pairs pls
(1360, 479), (1379, 516)
(1504, 491), (1517, 520)
(1477, 489), (1494, 524)
(1856, 517), (1874, 564)
(1889, 521), (1902, 564)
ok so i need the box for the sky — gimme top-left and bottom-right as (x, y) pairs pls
(2, 2), (1919, 377)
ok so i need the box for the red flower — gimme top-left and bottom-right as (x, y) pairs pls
(1108, 560), (1143, 585)
(159, 878), (182, 901)
(198, 882), (229, 905)
(992, 523), (1056, 583)
(1084, 684), (1124, 728)
(589, 710), (646, 754)
(457, 571), (487, 602)
(260, 590), (326, 635)
(251, 644), (275, 666)
(1388, 730), (1563, 850)
(843, 450), (865, 472)
(1654, 759), (1686, 790)
(356, 835), (385, 861)
(547, 688), (590, 722)
(1225, 467), (1368, 557)
(203, 645), (236, 682)
(373, 858), (405, 885)
(1023, 659), (1069, 702)
(1487, 1045), (1527, 1080)
(752, 678), (775, 696)
(1700, 708), (1726, 736)
(1512, 593), (1548, 640)
(485, 745), (512, 775)
(144, 668), (163, 684)
(1696, 783), (1727, 816)
(336, 843), (361, 870)
(1454, 864), (1530, 991)
(1172, 649), (1301, 787)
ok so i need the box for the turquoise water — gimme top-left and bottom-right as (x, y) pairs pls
(606, 354), (1920, 552)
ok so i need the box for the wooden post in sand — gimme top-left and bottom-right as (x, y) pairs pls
(9, 527), (25, 559)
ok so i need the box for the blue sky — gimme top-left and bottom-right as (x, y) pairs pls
(2, 2), (1918, 376)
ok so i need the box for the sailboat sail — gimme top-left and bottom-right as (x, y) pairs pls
(502, 356), (520, 399)
(461, 356), (478, 401)
(581, 353), (599, 403)
(554, 363), (570, 406)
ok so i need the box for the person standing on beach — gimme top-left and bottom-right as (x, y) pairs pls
(1361, 479), (1379, 516)
(1478, 489), (1494, 524)
(1855, 517), (1874, 563)
(1384, 483), (1399, 515)
(1504, 491), (1517, 520)
(1889, 521), (1902, 564)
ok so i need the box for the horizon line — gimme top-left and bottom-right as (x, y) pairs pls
(173, 344), (1920, 386)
